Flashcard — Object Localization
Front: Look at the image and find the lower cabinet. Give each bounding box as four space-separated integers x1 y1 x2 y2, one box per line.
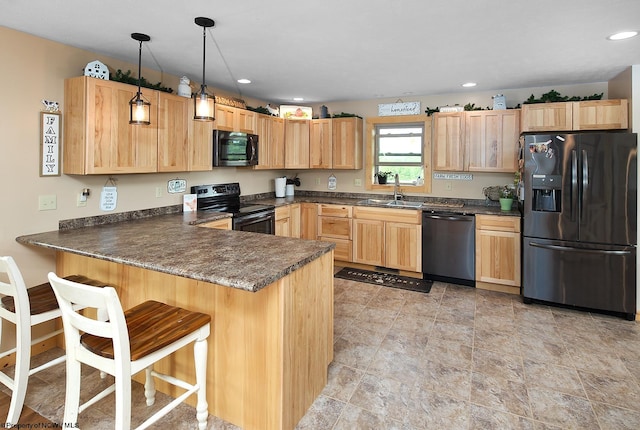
475 215 521 294
198 218 232 230
352 206 421 273
299 203 318 240
275 204 300 238
317 204 352 262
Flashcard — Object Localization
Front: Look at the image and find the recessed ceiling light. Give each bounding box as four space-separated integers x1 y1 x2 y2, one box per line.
293 97 304 102
462 82 477 88
237 78 251 84
607 31 638 40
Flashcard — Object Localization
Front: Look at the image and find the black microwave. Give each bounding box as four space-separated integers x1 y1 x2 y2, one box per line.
213 130 259 167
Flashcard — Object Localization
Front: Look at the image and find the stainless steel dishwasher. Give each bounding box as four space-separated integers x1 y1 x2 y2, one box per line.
422 211 475 286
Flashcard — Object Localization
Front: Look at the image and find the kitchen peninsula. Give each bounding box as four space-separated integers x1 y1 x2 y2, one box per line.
16 213 335 430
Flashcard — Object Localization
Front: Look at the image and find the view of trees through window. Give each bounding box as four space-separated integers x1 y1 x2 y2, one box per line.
375 124 424 184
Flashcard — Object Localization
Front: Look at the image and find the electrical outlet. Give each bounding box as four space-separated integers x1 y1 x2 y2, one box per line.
38 195 57 211
315 177 321 186
77 194 87 207
445 182 452 191
354 178 362 186
155 187 163 198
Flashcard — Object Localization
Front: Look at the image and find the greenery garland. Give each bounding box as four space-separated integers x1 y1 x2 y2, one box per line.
110 69 174 93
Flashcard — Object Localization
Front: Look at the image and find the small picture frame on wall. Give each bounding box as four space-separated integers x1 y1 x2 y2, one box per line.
40 111 61 176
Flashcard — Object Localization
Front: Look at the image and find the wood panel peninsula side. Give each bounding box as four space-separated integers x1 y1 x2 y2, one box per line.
16 213 335 430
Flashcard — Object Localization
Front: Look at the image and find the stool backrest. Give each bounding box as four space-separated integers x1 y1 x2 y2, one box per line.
0 257 31 327
47 272 131 370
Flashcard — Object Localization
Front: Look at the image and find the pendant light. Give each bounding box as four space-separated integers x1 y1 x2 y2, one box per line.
129 32 151 125
193 17 215 121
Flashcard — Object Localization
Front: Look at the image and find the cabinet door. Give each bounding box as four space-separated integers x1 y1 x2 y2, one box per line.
214 105 236 131
310 119 332 169
289 204 301 238
572 99 628 130
433 112 465 171
300 203 318 240
275 217 291 237
188 103 214 171
158 92 189 172
87 78 158 174
269 117 285 169
284 120 310 168
332 117 363 169
385 222 421 272
352 218 384 266
236 109 257 133
475 229 521 287
466 110 520 172
255 114 272 170
520 102 572 132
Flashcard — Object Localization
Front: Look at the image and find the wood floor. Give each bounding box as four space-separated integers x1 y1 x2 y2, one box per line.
0 390 53 425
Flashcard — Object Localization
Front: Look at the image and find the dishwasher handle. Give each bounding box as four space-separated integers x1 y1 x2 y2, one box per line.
423 213 474 222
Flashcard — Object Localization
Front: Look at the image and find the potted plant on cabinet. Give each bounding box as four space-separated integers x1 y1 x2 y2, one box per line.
375 171 393 185
499 186 515 211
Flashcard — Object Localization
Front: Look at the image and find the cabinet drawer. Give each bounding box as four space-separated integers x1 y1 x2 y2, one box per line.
319 237 352 262
476 215 520 232
353 206 420 224
318 204 352 218
318 216 352 239
199 218 232 230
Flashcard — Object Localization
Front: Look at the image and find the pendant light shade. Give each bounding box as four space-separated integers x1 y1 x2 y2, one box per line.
193 17 215 121
129 32 151 125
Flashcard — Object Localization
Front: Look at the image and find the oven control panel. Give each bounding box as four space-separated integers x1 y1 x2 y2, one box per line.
191 183 240 198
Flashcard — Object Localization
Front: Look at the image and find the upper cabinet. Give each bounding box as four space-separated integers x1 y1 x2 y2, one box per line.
284 120 310 169
309 117 363 170
433 110 520 172
255 114 285 169
157 92 189 172
64 76 158 174
521 99 628 132
213 104 257 133
466 110 520 172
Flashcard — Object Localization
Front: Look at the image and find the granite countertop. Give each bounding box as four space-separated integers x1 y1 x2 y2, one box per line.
253 194 522 217
17 213 334 293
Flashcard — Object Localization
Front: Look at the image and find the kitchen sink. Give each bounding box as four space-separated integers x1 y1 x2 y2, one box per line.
357 199 422 208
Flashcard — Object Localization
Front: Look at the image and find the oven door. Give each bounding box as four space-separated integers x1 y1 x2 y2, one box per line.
233 210 275 234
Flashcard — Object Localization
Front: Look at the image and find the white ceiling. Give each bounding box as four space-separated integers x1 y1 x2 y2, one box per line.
1 0 639 105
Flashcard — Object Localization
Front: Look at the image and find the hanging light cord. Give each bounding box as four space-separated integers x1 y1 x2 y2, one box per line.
208 28 243 99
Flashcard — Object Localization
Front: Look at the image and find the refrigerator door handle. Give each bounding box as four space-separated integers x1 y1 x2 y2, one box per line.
571 150 578 222
581 149 589 219
529 241 632 255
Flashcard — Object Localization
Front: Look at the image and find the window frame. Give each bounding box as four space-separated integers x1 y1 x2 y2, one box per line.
365 114 432 193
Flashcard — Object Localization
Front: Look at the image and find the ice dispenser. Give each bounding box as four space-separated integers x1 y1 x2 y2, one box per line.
530 142 561 212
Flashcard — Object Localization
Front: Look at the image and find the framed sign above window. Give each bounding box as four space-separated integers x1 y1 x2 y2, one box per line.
377 101 421 116
40 111 61 176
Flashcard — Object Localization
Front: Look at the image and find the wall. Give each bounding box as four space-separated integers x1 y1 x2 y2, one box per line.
294 82 608 198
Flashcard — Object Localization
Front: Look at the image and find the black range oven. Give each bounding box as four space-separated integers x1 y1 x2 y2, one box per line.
191 183 275 234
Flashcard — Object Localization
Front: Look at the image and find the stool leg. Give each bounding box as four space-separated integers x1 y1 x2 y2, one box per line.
194 337 208 430
114 369 132 430
144 366 156 406
6 322 30 425
62 352 82 428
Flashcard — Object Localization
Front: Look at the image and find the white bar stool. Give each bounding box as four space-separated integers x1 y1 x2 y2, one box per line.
48 272 211 430
0 256 109 426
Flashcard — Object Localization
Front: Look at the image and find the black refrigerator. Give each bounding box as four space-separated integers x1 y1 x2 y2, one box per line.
522 132 637 320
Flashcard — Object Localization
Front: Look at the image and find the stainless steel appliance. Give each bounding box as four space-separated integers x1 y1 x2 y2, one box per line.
422 211 475 286
522 132 637 320
213 130 259 167
191 183 275 234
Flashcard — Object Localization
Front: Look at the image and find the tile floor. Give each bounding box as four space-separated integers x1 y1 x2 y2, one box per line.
5 274 640 429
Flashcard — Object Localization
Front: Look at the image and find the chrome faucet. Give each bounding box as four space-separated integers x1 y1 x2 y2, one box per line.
393 174 403 200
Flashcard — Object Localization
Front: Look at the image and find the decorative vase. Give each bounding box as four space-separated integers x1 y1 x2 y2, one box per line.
499 198 513 211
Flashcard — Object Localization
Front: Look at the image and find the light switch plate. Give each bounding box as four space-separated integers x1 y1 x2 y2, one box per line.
38 195 57 211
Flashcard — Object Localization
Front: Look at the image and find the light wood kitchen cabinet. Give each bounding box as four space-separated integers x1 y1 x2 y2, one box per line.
352 206 422 273
466 110 520 172
572 99 628 130
187 103 214 171
332 117 363 169
213 105 257 133
64 76 158 174
299 203 318 240
284 120 310 168
433 112 465 171
157 92 189 172
317 204 352 262
475 215 521 294
275 204 300 238
309 119 332 169
198 218 232 230
521 99 628 132
255 114 285 169
236 109 257 133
